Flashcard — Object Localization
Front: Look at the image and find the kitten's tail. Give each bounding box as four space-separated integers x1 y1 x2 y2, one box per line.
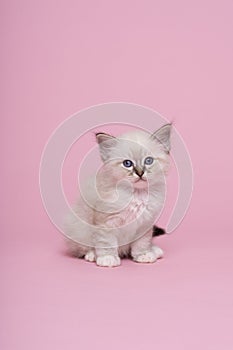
152 225 166 237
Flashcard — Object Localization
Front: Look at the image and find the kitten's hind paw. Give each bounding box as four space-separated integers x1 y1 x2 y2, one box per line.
96 255 121 267
84 250 96 262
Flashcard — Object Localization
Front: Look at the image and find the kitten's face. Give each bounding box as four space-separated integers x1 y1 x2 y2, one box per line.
96 125 171 189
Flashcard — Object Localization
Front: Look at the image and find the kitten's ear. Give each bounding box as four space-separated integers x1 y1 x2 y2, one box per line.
96 133 115 145
151 124 172 153
95 132 117 162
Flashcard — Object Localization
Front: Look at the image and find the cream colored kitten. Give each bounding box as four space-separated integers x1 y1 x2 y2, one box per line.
65 124 171 267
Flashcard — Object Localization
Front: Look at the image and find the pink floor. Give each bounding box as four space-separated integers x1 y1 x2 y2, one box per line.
1 1 233 349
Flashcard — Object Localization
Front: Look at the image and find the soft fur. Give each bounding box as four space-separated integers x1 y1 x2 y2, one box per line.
64 124 171 267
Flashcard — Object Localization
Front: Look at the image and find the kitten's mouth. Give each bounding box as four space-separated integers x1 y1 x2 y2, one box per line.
133 178 148 187
135 178 147 182
133 178 148 189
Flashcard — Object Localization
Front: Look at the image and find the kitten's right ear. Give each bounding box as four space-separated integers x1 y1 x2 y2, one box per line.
96 133 115 144
95 132 117 162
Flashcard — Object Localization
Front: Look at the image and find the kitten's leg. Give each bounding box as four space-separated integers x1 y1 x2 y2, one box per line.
131 230 164 263
95 232 121 267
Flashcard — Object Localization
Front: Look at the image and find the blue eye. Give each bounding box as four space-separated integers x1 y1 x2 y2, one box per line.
123 159 133 168
144 157 154 165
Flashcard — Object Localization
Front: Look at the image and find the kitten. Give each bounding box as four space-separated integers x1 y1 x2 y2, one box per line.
65 124 171 267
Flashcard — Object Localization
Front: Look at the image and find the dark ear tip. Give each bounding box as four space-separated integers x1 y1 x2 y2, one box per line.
161 122 172 129
95 132 108 141
164 123 172 129
95 132 116 144
95 132 114 137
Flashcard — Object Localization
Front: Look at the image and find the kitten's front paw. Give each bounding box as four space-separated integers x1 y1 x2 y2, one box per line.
84 250 96 262
133 247 163 263
152 245 164 259
96 255 121 267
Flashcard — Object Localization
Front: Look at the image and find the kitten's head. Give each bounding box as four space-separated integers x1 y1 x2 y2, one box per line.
96 124 171 189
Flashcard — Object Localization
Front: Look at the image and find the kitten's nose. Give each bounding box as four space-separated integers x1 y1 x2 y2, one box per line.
134 167 144 178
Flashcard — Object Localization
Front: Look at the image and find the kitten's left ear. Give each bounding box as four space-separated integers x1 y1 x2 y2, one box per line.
151 124 172 153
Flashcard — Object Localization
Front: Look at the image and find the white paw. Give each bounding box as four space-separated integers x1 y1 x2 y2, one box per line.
96 255 121 267
84 250 96 262
134 247 163 263
134 251 157 263
152 245 164 259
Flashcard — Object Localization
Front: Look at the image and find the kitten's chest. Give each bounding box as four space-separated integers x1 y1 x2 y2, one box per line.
105 192 152 228
101 191 159 228
123 196 147 221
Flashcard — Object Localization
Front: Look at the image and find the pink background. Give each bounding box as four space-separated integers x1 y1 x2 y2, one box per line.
1 1 233 349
